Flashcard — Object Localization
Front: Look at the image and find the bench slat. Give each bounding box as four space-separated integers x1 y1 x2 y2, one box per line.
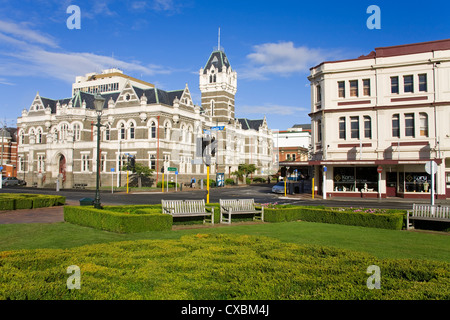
407 203 450 230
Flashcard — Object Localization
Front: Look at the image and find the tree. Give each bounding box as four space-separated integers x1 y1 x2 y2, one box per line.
232 163 257 184
121 162 154 188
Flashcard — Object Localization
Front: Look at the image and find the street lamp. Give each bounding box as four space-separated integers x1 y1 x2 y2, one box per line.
93 93 105 209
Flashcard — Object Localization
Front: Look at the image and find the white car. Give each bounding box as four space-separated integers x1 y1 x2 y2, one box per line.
271 181 285 194
1 177 26 187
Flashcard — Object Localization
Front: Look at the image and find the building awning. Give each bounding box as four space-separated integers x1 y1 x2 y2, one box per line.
308 159 443 166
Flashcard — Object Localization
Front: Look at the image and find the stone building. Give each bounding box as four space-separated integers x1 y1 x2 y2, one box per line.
16 49 274 188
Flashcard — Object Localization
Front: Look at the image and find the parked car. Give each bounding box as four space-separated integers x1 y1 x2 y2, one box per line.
271 181 285 194
2 177 25 187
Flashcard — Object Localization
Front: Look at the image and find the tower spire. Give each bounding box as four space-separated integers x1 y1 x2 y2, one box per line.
218 27 221 51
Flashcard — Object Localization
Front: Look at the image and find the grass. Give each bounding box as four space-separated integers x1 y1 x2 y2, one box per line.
1 234 449 300
0 220 448 262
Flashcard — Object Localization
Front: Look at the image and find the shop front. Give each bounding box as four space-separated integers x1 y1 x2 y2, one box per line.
312 159 446 199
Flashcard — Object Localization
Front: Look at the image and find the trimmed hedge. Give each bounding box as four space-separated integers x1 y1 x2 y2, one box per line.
264 206 404 230
63 206 172 233
0 234 448 300
0 194 65 211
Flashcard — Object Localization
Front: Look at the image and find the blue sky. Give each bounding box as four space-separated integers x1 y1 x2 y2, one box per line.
1 0 450 130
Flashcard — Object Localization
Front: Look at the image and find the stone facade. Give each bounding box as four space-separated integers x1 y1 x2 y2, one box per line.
16 50 274 188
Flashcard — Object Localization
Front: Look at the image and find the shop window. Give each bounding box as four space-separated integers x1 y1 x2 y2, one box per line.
333 167 355 191
404 172 434 193
356 167 378 192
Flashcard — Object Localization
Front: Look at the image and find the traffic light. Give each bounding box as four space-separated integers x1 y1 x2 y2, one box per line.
210 137 216 157
280 167 287 177
130 156 136 172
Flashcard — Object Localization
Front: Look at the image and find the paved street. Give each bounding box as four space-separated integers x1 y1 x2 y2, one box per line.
1 184 448 210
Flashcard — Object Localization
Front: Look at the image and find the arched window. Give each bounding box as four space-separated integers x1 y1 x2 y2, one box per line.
36 128 43 144
150 121 157 139
104 125 111 141
129 122 135 139
164 121 171 140
73 123 81 141
119 123 126 140
60 123 69 141
419 113 428 137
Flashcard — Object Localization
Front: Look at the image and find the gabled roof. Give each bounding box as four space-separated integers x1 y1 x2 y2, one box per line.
203 50 231 74
237 118 264 131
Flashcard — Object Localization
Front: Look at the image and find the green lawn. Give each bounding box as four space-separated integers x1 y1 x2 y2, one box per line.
0 220 448 262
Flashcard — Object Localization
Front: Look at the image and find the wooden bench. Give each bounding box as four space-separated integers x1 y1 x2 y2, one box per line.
74 183 87 189
219 199 264 224
406 204 450 230
161 199 214 225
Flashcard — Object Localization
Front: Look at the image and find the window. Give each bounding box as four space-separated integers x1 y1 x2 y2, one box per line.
105 125 110 141
19 156 26 172
392 114 400 138
339 117 346 139
350 116 359 139
338 81 345 98
129 123 135 139
363 79 371 96
120 123 126 140
317 120 322 142
37 155 45 172
404 75 414 93
316 85 322 102
364 116 372 139
419 74 427 92
118 154 127 171
349 80 358 97
405 113 415 137
36 128 43 144
391 76 399 94
60 124 69 141
164 122 171 140
419 113 428 137
81 154 90 172
101 154 106 172
73 124 81 141
149 155 156 170
150 121 157 139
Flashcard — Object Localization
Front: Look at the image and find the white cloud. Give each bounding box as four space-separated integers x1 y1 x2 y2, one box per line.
0 20 58 48
240 41 340 80
240 104 308 116
0 19 172 83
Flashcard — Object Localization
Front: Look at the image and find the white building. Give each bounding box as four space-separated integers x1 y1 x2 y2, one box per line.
308 39 450 199
16 48 273 188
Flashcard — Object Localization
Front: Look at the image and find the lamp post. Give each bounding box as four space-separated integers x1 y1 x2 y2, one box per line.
93 93 105 209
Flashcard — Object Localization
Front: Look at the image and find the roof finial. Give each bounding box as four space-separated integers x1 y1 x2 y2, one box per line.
218 27 221 51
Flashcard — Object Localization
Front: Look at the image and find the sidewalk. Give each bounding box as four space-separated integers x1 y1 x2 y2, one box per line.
279 193 450 204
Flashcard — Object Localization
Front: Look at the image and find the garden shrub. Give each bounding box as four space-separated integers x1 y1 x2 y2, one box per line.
0 194 65 211
64 206 172 233
0 234 448 300
264 206 404 230
225 178 235 185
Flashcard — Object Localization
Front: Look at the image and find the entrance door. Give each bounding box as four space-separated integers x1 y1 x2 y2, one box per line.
59 155 66 183
386 172 397 197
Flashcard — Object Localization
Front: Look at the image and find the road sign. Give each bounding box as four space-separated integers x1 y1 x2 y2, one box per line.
425 161 437 175
377 166 382 174
111 168 115 172
167 167 177 172
211 126 224 131
203 129 211 135
175 171 178 175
